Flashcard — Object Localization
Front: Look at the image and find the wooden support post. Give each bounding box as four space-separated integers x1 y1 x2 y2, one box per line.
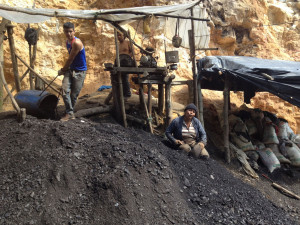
0 19 9 110
164 75 175 126
139 82 144 108
114 28 127 128
104 90 113 105
147 83 152 116
165 82 172 126
197 78 204 128
0 64 21 116
158 83 164 115
0 34 3 110
7 23 21 92
223 74 230 163
139 85 153 134
197 65 205 128
189 7 199 118
29 44 34 90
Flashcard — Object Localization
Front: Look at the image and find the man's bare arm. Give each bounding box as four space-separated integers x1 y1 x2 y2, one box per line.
61 40 82 71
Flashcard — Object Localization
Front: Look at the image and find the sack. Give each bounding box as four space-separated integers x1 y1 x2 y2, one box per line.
285 143 300 167
245 119 257 136
262 117 279 144
251 108 264 121
293 134 300 148
257 148 281 173
228 114 240 130
266 143 291 164
277 121 289 140
230 132 255 151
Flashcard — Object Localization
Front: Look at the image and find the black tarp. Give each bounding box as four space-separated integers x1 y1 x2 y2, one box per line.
197 56 300 107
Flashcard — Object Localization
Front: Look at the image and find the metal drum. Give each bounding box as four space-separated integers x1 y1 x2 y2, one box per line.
15 90 58 118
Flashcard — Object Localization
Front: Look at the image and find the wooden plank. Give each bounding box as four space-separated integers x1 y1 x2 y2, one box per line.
7 23 21 92
106 66 167 74
171 80 189 85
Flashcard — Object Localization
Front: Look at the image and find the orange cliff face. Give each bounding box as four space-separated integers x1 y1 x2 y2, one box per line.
1 0 300 132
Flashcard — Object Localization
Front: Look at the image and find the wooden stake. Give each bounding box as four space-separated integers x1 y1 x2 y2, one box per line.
223 74 230 163
7 22 21 92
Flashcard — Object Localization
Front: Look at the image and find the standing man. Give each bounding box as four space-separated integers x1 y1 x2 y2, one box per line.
116 32 134 98
165 103 209 159
58 22 87 121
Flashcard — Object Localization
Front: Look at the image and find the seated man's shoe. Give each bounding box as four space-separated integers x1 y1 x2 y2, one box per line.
60 113 75 122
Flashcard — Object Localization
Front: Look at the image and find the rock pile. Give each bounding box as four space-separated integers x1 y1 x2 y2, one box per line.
0 116 298 224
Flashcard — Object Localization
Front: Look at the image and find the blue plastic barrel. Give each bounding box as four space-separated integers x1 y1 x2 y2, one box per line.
15 90 58 118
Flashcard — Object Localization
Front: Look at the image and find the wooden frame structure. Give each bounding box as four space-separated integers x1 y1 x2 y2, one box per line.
0 2 211 138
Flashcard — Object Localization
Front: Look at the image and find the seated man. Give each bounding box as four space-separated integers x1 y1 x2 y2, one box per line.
165 103 209 159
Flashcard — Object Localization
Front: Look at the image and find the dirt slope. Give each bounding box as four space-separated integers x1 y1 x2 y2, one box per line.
0 116 298 225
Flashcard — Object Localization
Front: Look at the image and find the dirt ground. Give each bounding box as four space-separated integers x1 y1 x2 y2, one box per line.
0 91 300 225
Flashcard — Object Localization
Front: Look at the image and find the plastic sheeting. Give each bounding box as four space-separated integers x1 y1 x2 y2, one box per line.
197 56 300 108
0 2 210 49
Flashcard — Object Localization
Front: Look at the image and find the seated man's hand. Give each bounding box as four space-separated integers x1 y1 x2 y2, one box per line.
198 142 205 150
175 140 184 145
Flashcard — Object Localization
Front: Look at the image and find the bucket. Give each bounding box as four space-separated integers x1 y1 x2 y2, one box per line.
15 90 58 118
165 51 179 63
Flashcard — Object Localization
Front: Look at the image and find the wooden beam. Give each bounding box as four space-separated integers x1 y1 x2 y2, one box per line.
106 66 167 74
0 5 209 21
14 53 61 95
7 22 21 92
74 105 112 117
223 74 230 163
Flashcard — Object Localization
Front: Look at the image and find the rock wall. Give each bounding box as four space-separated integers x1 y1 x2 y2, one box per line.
1 0 299 131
